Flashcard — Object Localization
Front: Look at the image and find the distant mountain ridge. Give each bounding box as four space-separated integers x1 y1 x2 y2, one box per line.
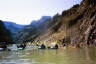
15 16 51 42
3 21 25 39
4 21 25 28
30 16 51 26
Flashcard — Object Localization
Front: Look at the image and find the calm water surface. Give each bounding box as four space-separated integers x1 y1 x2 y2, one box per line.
0 45 96 64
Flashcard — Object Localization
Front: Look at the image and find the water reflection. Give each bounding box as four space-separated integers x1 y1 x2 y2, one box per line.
0 45 96 64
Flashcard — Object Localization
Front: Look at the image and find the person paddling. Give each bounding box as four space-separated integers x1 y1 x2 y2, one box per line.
54 44 58 49
39 43 46 49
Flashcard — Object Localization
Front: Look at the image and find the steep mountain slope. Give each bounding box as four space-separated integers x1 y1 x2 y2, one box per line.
3 21 25 36
30 16 51 26
0 20 13 44
16 0 96 45
41 0 96 45
16 16 51 43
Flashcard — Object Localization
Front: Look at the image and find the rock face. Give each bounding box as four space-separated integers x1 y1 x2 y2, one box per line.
16 0 96 45
0 20 13 44
65 0 96 45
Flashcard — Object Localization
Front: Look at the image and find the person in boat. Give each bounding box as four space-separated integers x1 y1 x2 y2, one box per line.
54 44 58 49
39 43 46 49
36 43 39 46
62 39 66 47
0 42 7 51
17 43 26 49
76 44 80 48
48 44 58 49
0 42 7 48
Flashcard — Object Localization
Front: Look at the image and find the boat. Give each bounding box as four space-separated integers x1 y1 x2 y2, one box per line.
48 47 58 49
38 47 46 49
48 43 58 49
38 44 46 49
17 44 26 50
0 43 7 51
18 47 24 50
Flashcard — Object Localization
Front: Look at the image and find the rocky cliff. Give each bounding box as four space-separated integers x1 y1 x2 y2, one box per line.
0 20 13 44
64 0 96 45
16 0 96 45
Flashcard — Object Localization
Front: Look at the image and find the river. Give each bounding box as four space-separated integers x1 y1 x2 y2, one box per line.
0 44 96 64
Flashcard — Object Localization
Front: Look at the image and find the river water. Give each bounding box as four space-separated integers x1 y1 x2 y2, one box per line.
0 45 96 64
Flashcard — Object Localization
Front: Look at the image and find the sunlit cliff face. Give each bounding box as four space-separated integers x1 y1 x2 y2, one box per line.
83 0 96 5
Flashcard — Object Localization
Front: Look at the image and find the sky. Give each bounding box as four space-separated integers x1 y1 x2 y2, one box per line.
0 0 82 25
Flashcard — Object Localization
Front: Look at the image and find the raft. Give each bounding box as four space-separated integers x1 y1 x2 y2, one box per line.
48 47 58 49
38 47 46 49
18 48 24 50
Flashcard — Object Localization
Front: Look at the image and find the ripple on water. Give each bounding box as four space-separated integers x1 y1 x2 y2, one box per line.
0 46 96 64
1 59 31 64
1 60 17 64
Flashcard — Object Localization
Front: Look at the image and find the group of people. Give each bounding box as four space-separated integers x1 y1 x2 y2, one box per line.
39 43 59 49
17 43 26 49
